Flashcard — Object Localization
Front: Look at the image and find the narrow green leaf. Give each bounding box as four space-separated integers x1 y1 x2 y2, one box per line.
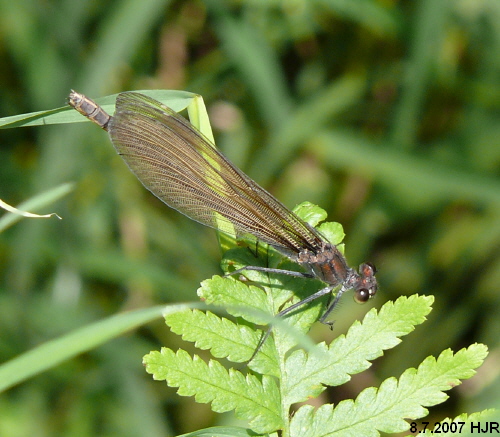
185 93 237 251
0 90 195 128
319 0 400 35
290 343 488 436
0 304 170 392
143 348 283 434
187 94 215 144
214 11 292 128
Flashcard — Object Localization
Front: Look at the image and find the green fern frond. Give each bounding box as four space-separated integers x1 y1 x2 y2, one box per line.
289 344 488 436
144 348 282 434
143 203 489 436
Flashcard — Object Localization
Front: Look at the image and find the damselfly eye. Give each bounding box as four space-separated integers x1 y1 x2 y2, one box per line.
361 262 377 276
354 288 371 303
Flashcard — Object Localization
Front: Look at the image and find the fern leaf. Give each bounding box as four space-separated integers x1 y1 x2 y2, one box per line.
165 308 279 376
289 343 488 436
143 348 283 434
283 295 433 405
198 276 273 325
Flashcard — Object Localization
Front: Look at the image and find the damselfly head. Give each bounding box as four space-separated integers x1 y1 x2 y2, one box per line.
353 262 378 304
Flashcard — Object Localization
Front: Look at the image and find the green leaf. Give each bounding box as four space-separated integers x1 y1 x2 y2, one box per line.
317 221 345 247
199 263 324 357
282 295 434 405
0 89 196 128
292 201 327 227
292 202 345 245
196 272 321 373
187 94 215 144
0 304 170 392
139 203 488 435
143 348 283 434
198 276 272 325
289 343 488 436
165 308 279 377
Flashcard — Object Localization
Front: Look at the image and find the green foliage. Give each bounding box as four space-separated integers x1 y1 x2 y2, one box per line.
146 291 487 435
0 304 170 392
144 205 489 436
145 348 282 433
1 1 499 435
0 90 197 129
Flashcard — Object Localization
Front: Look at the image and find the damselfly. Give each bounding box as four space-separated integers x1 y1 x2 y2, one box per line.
68 91 377 344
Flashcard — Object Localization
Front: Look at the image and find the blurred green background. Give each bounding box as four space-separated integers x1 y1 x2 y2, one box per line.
1 0 499 435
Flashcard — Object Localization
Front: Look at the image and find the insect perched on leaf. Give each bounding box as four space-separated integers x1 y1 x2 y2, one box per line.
68 90 378 354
